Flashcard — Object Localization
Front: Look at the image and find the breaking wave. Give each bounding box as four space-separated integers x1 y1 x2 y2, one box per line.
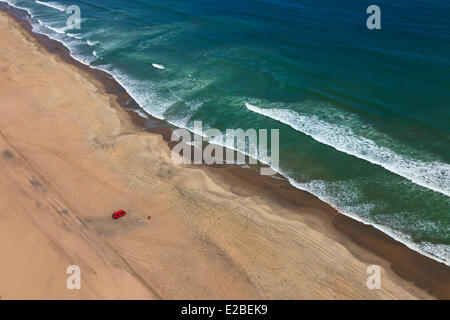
245 103 450 198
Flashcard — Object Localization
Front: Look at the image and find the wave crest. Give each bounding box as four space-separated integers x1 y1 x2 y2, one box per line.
245 103 450 197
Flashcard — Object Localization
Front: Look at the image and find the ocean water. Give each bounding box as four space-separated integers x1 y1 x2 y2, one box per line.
2 0 449 264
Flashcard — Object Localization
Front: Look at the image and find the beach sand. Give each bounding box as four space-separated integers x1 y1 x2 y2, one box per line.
0 9 448 299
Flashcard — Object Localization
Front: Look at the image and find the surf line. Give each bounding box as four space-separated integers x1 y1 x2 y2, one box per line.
152 63 165 69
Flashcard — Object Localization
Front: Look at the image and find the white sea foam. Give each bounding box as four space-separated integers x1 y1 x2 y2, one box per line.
171 114 450 265
245 103 450 198
87 39 99 46
152 63 165 70
109 73 173 119
45 24 69 34
1 0 33 16
35 0 66 12
4 0 447 266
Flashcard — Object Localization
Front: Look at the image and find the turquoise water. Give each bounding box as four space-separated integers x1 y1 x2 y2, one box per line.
3 0 449 264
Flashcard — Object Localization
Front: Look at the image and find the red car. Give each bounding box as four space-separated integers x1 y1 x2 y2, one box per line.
112 210 127 219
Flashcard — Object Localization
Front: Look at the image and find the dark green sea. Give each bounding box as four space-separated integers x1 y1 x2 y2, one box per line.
3 0 449 264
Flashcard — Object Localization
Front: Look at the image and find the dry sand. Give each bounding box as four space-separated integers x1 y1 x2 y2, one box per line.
0 10 445 299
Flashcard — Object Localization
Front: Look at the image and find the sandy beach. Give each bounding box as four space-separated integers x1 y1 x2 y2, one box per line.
0 9 448 299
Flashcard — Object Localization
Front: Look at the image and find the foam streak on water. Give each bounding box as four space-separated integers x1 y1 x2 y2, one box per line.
35 1 66 12
1 0 448 266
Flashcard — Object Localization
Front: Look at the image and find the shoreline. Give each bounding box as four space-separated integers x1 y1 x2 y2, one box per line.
0 3 449 299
